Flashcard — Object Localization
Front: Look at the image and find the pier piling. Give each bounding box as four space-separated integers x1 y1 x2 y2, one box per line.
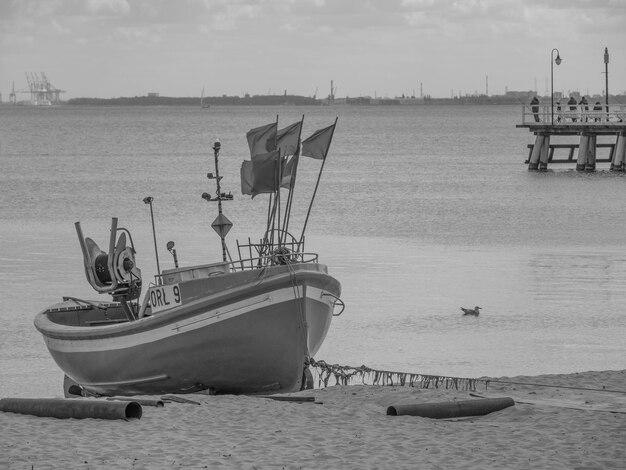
611 131 626 171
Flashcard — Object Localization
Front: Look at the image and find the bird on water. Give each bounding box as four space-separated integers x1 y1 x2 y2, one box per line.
461 306 481 316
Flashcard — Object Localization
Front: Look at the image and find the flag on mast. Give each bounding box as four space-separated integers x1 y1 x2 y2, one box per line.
246 122 277 157
301 122 336 160
298 118 338 243
240 160 255 195
276 121 302 157
240 150 281 197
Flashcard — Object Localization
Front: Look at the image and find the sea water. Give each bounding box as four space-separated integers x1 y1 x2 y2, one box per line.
1 104 625 398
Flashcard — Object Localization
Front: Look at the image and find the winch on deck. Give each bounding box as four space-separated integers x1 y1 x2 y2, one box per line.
76 217 143 310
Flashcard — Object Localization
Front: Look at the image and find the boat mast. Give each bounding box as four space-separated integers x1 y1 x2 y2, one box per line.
202 140 233 263
281 115 305 238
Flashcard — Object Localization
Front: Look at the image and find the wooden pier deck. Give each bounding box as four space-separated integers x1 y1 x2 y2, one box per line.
517 104 626 171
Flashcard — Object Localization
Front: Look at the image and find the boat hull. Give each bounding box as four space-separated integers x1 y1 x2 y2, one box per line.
35 264 340 396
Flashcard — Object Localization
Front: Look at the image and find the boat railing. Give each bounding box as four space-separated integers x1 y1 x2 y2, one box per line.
152 239 319 285
521 104 626 126
231 236 318 271
228 250 319 272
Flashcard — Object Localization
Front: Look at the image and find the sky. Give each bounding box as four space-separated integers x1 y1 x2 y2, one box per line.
1 0 626 100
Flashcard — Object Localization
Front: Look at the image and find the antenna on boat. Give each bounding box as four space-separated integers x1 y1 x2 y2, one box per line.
143 196 162 283
167 241 178 268
203 139 233 263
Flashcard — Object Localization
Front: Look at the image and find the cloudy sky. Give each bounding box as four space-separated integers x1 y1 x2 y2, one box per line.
1 0 625 100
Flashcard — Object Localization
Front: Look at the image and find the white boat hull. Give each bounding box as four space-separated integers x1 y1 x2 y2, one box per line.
35 264 340 396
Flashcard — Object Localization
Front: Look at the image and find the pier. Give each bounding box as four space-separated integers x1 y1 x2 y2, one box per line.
517 104 626 171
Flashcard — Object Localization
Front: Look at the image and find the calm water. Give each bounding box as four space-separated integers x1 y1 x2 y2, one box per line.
1 104 625 398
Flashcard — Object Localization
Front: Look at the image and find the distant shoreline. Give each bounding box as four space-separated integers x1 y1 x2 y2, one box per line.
66 95 320 106
62 95 541 106
4 93 625 107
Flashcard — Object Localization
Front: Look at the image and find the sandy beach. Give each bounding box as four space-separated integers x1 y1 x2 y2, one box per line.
0 369 624 469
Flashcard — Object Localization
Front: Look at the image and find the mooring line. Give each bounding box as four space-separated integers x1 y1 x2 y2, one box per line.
484 379 626 395
308 359 626 395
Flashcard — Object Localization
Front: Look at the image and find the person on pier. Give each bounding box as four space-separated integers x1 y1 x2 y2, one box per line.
579 96 589 122
530 96 540 122
556 99 563 123
593 101 602 122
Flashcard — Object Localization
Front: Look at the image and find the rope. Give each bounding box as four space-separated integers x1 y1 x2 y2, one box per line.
306 359 479 392
484 379 626 395
307 359 626 395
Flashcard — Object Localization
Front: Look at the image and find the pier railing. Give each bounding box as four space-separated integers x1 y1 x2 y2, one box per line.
521 104 626 126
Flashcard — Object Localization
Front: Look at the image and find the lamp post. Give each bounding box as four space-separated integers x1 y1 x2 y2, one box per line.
604 47 609 116
551 48 562 124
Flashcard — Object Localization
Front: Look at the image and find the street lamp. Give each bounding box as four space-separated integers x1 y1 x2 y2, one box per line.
551 48 562 124
604 47 609 116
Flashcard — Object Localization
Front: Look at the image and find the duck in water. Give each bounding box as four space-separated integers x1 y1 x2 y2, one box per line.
461 306 481 316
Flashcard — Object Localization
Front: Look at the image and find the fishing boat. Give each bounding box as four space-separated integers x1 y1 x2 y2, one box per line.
34 118 343 397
